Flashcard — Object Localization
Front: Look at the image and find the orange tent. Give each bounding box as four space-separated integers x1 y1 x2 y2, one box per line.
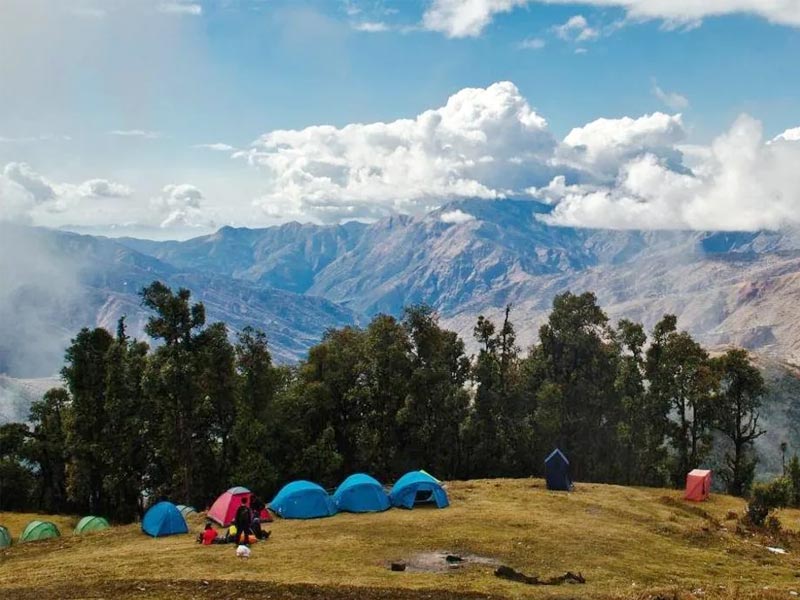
684 469 712 502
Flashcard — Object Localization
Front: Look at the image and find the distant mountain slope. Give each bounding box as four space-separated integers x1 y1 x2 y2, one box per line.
117 199 800 364
1 225 358 378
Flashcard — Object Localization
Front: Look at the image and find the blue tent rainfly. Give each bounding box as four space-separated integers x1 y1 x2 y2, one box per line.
333 473 390 513
545 448 573 491
389 470 449 509
142 501 189 537
269 480 337 519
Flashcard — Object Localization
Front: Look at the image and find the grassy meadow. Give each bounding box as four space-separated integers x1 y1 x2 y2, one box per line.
1 478 799 599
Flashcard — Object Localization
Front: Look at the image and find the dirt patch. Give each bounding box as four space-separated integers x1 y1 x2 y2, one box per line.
1 579 499 600
391 551 500 573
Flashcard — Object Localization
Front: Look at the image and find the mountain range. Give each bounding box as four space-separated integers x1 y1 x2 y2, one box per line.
5 198 800 381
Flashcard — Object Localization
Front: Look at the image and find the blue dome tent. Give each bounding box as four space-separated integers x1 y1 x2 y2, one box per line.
142 501 189 537
269 480 337 519
333 473 390 513
389 470 449 509
545 448 573 491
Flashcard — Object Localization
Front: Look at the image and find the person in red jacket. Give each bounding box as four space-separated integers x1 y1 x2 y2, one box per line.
201 523 218 545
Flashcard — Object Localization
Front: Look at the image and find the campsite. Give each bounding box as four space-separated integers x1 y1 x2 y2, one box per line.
2 478 800 599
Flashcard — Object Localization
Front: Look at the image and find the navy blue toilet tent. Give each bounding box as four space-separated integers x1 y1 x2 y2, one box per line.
545 448 573 491
333 473 390 513
142 501 188 537
389 470 449 509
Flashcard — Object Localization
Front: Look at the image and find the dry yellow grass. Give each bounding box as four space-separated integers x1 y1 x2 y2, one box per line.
1 479 799 599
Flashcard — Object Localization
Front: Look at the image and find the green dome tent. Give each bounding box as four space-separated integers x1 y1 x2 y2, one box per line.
0 526 11 548
74 516 110 535
176 504 197 519
20 520 60 543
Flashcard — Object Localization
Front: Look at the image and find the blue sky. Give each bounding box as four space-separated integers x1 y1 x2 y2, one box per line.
1 0 799 237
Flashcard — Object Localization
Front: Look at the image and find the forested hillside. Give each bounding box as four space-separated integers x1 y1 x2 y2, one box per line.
0 281 787 523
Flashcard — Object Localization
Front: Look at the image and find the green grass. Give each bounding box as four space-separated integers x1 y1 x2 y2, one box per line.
1 479 799 599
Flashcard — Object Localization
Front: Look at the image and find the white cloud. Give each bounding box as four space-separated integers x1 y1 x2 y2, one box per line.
423 0 529 38
353 21 390 32
0 163 133 224
772 126 800 143
150 183 211 228
242 81 557 222
157 2 202 16
3 162 56 204
554 15 599 42
652 82 689 110
193 142 236 151
560 111 686 179
543 115 800 231
108 129 162 139
518 37 546 49
440 209 476 224
421 0 800 38
76 179 132 199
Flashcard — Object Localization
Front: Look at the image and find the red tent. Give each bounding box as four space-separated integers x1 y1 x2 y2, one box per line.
207 486 252 526
684 469 712 502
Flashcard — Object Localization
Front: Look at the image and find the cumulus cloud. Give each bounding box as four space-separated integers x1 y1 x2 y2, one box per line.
0 162 133 224
559 112 686 179
241 81 557 222
421 0 800 38
440 209 477 224
554 15 599 42
423 0 528 38
773 127 800 143
76 179 132 198
150 183 211 228
542 115 800 231
652 82 689 110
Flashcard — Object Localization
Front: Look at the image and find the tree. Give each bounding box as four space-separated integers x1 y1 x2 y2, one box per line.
62 327 114 513
231 327 279 495
399 305 471 478
710 349 766 496
140 282 214 507
465 306 529 478
614 319 669 486
646 316 716 486
26 388 70 513
0 422 35 511
535 292 622 482
102 318 150 521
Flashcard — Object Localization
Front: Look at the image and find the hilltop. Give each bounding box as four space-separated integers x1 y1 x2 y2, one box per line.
1 479 799 599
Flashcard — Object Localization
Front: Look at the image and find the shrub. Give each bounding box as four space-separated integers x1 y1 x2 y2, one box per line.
747 477 791 527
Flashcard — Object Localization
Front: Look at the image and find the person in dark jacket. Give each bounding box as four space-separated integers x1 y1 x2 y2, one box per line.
234 497 252 546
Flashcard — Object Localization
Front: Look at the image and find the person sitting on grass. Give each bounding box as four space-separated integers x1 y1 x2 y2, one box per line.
201 523 218 545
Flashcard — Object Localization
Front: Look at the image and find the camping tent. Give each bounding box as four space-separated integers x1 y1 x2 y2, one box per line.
389 470 449 509
74 516 110 535
333 473 390 513
176 504 197 519
545 448 572 491
208 486 252 526
685 469 712 502
142 501 189 537
20 520 60 543
269 480 337 519
0 526 11 548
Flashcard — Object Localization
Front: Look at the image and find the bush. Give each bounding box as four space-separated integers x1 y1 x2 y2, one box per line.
747 477 791 526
